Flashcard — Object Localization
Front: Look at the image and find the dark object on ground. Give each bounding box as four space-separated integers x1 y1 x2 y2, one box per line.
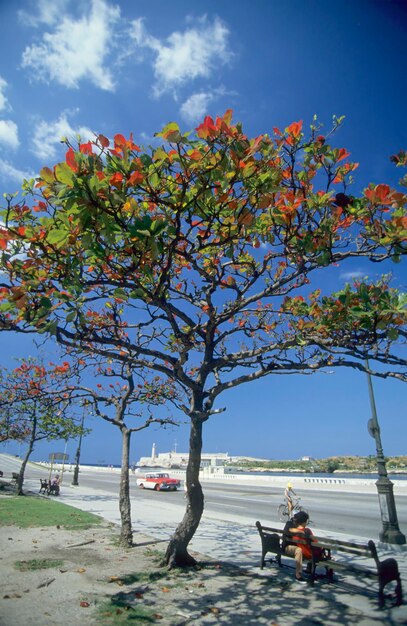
48 483 60 496
255 521 403 609
39 479 49 494
12 472 20 482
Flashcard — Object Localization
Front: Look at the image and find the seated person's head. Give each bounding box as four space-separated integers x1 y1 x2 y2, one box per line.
293 511 309 526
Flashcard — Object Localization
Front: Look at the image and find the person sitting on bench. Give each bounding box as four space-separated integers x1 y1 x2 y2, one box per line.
283 511 326 584
50 474 60 495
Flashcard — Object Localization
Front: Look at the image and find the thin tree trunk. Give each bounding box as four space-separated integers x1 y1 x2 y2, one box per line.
118 427 133 547
163 415 204 568
17 427 35 496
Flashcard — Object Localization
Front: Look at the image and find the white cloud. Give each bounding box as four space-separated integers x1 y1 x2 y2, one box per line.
0 77 9 112
21 0 120 91
18 0 70 27
180 92 214 124
0 121 19 150
339 270 367 281
0 159 35 184
131 16 232 97
31 111 94 160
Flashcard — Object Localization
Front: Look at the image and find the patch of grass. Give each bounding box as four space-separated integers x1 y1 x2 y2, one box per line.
142 547 165 563
96 598 157 625
14 558 64 571
0 495 102 529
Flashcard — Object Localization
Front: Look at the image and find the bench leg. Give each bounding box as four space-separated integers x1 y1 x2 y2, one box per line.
396 577 403 606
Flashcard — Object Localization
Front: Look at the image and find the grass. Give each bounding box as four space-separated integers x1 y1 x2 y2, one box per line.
0 495 102 529
96 599 157 625
14 558 64 571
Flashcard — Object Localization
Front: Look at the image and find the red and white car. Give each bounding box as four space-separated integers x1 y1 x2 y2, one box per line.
136 472 181 491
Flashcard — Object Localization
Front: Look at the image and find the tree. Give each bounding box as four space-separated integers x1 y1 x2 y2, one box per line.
68 361 179 546
0 358 84 495
0 111 406 564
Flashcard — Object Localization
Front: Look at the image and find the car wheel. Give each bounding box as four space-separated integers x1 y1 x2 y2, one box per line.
138 483 144 489
154 484 160 491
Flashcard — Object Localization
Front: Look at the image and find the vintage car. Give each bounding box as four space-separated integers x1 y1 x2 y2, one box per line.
136 472 181 491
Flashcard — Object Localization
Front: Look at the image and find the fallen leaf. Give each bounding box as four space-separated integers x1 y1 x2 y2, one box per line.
80 601 90 608
135 592 144 599
209 607 221 614
161 586 170 593
77 568 86 573
152 614 163 620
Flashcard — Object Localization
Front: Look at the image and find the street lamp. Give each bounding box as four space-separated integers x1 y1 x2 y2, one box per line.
365 360 406 545
72 409 86 486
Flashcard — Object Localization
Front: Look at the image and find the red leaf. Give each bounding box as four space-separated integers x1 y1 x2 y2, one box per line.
98 134 110 148
127 171 144 186
65 148 78 172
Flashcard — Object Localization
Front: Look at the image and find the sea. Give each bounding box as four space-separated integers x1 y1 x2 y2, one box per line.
84 463 407 481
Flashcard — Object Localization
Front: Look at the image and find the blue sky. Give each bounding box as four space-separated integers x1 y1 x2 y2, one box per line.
0 0 406 465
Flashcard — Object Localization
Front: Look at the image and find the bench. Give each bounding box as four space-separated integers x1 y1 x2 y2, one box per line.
0 470 3 477
48 482 60 496
39 479 50 494
255 521 403 608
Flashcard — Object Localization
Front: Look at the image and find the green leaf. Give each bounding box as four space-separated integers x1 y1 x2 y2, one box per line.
54 163 74 186
39 167 54 184
39 297 52 309
387 328 399 340
47 229 68 245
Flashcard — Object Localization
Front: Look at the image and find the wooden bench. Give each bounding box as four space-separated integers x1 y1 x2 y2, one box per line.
39 479 50 494
255 521 403 608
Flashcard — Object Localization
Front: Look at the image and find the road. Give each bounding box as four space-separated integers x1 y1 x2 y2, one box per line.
2 454 407 541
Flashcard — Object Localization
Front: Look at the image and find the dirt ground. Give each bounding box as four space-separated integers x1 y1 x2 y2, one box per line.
1 516 401 626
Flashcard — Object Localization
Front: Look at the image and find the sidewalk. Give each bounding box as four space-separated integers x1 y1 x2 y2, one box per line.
20 473 407 625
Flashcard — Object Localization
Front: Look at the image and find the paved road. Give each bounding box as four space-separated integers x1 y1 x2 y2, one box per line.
3 454 405 543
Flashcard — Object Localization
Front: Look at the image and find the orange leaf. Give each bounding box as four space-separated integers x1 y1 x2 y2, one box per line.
286 120 303 138
161 586 170 593
337 148 350 162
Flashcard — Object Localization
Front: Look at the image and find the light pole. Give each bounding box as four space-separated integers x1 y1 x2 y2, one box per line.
72 409 85 486
365 361 406 545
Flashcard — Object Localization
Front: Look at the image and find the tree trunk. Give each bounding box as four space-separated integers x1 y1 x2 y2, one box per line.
163 415 204 568
118 427 133 547
17 431 35 496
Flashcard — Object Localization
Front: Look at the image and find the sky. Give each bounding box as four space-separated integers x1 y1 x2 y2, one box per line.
0 0 406 466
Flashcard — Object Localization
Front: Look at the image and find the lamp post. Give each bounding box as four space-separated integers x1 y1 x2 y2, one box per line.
72 409 85 486
365 361 406 545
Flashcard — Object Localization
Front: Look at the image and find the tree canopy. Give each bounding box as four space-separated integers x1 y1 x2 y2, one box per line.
0 110 406 563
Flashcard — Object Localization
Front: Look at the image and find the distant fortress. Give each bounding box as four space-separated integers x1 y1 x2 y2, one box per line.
137 443 268 469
